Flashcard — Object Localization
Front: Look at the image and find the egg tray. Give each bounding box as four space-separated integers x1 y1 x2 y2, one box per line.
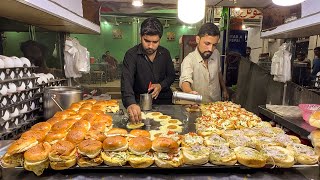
0 107 40 131
0 96 41 117
0 76 38 85
0 116 42 140
0 67 38 81
0 87 39 109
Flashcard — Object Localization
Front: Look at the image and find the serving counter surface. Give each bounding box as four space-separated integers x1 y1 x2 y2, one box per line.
0 105 319 179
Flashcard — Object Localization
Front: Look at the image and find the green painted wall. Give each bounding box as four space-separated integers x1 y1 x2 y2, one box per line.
72 22 199 63
71 22 134 63
2 22 200 68
161 25 198 58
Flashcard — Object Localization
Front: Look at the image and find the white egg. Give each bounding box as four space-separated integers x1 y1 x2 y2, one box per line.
19 71 23 78
30 102 35 110
1 98 7 106
46 73 55 80
10 108 19 118
19 104 28 114
20 57 31 67
2 56 14 68
11 94 17 103
27 81 33 89
7 83 17 94
21 93 25 100
36 77 43 85
0 84 8 95
42 76 48 83
3 110 10 121
0 59 4 68
17 82 26 91
11 56 23 68
0 72 5 80
9 71 15 79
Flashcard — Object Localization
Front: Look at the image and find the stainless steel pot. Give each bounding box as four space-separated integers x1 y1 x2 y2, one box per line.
44 86 82 119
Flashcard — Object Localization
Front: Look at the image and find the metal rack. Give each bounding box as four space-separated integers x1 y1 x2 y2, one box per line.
0 66 41 139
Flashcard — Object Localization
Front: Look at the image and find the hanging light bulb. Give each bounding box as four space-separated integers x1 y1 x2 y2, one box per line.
272 0 305 6
178 0 205 24
132 0 143 7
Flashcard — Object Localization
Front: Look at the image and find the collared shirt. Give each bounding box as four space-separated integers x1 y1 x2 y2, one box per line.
179 49 221 103
121 44 175 108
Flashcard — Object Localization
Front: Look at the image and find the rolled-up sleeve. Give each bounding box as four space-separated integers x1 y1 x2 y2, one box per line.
121 52 137 108
179 55 193 88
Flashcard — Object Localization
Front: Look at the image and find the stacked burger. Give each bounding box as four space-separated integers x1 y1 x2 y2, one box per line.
127 130 154 168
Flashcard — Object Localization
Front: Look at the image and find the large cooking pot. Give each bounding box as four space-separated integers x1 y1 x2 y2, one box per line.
44 86 82 119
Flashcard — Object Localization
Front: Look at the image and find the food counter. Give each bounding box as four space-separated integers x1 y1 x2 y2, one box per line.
0 104 319 180
258 105 317 139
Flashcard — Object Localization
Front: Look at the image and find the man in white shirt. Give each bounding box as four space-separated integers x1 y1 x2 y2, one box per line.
179 23 229 103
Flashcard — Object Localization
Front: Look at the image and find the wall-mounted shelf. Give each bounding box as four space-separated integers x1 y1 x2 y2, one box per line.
261 12 320 39
0 0 100 34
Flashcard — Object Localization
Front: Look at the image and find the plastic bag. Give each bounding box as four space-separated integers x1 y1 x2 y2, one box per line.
271 43 292 82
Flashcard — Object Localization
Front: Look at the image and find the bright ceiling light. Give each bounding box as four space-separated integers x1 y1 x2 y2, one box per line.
235 7 241 11
132 0 143 7
272 0 305 6
178 0 205 24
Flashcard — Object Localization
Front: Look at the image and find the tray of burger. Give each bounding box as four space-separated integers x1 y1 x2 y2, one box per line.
0 100 319 176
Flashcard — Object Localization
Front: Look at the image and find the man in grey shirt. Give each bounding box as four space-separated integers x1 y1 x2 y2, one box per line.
179 23 228 103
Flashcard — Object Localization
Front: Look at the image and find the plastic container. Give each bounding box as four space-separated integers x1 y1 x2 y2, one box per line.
298 104 320 122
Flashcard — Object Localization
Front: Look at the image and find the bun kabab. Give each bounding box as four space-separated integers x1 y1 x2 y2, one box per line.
45 130 68 145
65 129 87 145
85 130 107 142
234 146 267 168
49 140 77 170
30 122 51 133
101 136 128 166
287 143 319 165
128 137 154 168
152 137 183 168
209 144 237 166
1 137 38 168
77 140 103 167
70 120 90 131
261 146 295 168
182 132 204 147
129 129 150 138
24 142 51 176
21 130 47 142
309 111 320 128
182 144 210 165
106 128 128 136
126 122 144 129
51 119 77 132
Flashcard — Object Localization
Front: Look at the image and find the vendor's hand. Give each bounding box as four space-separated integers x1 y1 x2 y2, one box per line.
127 104 141 124
148 84 162 99
189 91 198 95
222 90 229 101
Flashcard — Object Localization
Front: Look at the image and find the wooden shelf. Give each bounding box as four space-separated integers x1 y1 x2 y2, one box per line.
261 12 320 39
0 0 100 34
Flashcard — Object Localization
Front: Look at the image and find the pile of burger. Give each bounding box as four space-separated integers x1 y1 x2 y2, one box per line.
1 99 319 176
